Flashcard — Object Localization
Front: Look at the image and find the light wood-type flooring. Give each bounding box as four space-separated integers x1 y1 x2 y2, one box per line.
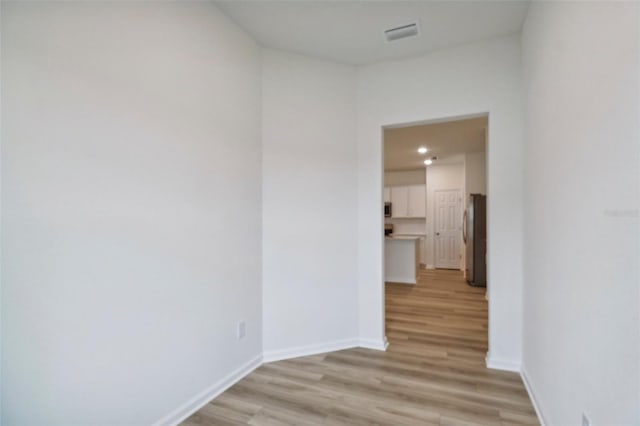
182 269 538 425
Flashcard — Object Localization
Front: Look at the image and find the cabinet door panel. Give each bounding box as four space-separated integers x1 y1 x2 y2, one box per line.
390 186 409 218
384 187 391 203
408 185 426 218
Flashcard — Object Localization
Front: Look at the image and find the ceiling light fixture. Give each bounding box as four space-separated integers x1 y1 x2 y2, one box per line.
417 147 428 154
424 156 438 166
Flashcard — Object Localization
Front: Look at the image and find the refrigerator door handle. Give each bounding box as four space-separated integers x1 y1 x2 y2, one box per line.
462 210 468 244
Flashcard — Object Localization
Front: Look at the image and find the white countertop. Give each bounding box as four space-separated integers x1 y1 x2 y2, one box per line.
385 235 420 241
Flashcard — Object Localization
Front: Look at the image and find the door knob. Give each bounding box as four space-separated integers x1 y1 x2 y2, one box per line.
436 232 440 236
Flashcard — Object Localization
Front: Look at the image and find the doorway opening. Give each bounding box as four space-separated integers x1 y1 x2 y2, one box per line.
382 113 489 357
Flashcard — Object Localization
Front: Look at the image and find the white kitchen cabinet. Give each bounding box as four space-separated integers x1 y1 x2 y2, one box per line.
390 184 426 218
408 185 426 218
384 187 391 203
385 237 419 284
390 186 409 218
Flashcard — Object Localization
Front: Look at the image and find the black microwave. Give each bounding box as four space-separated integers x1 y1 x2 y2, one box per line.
384 202 392 217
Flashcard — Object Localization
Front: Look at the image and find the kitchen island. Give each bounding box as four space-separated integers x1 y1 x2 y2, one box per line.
384 236 420 284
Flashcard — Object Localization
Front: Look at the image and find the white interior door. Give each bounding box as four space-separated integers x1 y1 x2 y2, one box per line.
434 189 462 269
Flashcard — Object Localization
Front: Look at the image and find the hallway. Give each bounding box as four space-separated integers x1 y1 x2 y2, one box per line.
386 269 490 366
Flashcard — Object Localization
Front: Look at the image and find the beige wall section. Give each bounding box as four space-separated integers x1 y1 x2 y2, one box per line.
384 169 426 186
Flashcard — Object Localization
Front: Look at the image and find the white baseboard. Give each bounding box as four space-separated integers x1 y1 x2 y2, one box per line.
153 353 262 426
521 366 547 426
263 338 359 363
263 336 390 364
358 336 389 351
426 264 435 269
485 352 521 372
385 276 416 284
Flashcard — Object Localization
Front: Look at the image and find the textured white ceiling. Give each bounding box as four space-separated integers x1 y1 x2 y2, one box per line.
384 116 487 171
215 1 530 65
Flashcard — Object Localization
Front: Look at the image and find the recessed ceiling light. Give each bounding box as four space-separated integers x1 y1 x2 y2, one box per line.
424 159 433 166
417 147 428 154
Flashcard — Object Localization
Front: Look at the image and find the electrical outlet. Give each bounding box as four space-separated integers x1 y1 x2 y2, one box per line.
237 321 246 340
582 413 591 426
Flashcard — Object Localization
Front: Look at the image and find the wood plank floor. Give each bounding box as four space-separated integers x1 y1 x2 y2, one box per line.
182 269 538 426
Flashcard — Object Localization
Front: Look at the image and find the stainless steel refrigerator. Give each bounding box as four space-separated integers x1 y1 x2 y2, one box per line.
463 194 487 287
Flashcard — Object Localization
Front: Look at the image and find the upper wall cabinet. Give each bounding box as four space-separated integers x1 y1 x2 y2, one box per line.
389 184 426 218
408 185 426 218
390 186 409 218
384 187 391 203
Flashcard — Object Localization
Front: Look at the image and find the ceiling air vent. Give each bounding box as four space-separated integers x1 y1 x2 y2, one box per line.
384 22 419 42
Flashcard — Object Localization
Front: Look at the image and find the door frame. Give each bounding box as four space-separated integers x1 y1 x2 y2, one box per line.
380 112 490 353
433 188 463 270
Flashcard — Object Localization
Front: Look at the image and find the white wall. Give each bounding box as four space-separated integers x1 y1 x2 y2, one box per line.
357 35 525 366
0 4 3 423
1 3 262 424
425 163 464 269
384 169 426 186
522 2 639 425
261 49 358 359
